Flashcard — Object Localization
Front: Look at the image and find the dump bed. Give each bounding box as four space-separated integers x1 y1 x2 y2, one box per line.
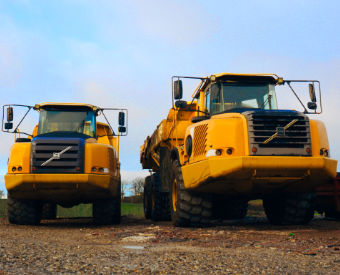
140 103 198 170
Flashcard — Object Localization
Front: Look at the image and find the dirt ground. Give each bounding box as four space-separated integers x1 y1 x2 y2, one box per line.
0 213 340 275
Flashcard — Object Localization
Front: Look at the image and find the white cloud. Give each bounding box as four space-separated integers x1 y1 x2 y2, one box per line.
84 0 217 47
121 170 149 183
122 0 216 46
0 14 24 88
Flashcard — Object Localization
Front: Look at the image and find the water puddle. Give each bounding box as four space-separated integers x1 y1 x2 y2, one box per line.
123 245 144 250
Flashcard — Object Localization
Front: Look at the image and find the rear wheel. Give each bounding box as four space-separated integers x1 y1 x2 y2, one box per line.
325 210 340 220
143 176 152 219
150 173 171 221
263 192 315 225
7 196 42 225
93 183 121 225
41 203 57 219
170 160 212 227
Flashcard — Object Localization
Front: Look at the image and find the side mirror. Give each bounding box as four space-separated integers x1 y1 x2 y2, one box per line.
118 126 126 133
174 80 183 100
307 102 317 110
7 107 13 122
175 100 187 109
4 122 13 130
118 112 125 126
309 84 316 102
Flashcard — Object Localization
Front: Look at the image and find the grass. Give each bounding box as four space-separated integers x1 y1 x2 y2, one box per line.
57 204 93 218
0 199 144 218
121 203 144 217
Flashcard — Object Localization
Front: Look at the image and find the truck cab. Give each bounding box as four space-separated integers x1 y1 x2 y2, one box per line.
3 102 127 225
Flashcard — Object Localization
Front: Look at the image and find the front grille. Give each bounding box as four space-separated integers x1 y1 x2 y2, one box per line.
31 138 84 173
193 124 208 157
245 111 312 156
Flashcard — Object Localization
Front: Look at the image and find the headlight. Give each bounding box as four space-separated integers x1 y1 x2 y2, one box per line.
185 135 192 157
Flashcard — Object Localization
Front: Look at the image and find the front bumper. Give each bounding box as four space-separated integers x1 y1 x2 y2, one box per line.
181 156 337 194
5 173 119 201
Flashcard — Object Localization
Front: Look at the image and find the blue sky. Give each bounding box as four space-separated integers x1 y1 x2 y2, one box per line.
1 0 340 194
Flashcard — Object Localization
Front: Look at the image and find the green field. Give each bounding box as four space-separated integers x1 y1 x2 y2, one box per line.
0 199 143 218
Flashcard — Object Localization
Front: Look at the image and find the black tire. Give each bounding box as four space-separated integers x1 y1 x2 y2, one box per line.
93 183 121 225
263 193 315 225
143 176 152 219
170 160 212 227
150 173 171 221
7 196 42 225
212 196 248 220
325 210 340 220
41 203 57 219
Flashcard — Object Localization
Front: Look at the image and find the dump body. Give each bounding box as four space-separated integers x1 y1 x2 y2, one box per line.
141 73 338 226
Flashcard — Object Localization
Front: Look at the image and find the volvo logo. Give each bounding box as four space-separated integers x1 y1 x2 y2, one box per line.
41 146 72 166
263 119 298 144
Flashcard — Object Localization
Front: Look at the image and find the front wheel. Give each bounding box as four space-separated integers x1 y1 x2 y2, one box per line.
7 196 42 225
93 183 121 225
170 160 212 227
263 193 315 225
143 176 152 219
150 173 171 221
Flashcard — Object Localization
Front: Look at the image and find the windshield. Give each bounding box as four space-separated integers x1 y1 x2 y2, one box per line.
209 82 277 115
38 108 96 137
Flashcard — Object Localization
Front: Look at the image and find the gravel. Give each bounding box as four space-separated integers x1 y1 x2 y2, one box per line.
0 217 339 274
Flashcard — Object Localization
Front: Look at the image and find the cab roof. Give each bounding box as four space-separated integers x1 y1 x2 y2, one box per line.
34 102 99 111
211 73 280 83
194 73 282 98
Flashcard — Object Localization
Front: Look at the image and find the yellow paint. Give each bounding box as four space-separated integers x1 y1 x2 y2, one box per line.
84 143 118 177
35 102 98 111
211 72 279 79
184 113 248 164
32 124 38 137
310 119 330 156
181 156 337 193
7 143 31 174
199 91 205 112
5 173 119 200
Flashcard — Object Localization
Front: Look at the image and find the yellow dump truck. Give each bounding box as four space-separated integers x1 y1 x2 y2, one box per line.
2 102 127 225
140 73 338 226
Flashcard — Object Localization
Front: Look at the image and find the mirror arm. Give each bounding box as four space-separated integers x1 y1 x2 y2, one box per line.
317 81 323 114
12 106 32 134
286 82 309 114
100 110 116 136
13 129 33 137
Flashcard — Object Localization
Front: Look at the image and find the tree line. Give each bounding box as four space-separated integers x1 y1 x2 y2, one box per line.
121 177 144 202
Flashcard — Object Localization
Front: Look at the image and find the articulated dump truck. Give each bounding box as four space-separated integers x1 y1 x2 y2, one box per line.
2 103 127 225
140 73 337 226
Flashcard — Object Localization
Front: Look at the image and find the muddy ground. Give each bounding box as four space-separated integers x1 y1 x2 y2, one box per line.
0 207 339 274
